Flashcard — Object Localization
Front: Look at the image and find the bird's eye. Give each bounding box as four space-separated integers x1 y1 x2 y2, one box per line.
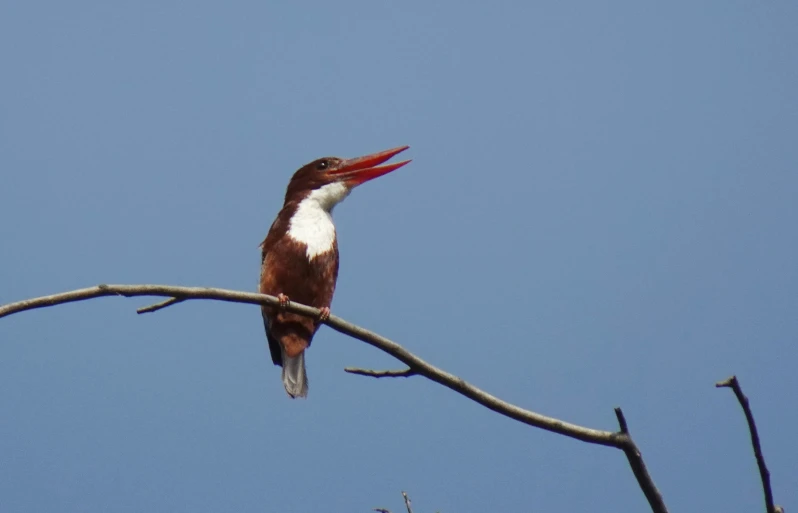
316 160 329 171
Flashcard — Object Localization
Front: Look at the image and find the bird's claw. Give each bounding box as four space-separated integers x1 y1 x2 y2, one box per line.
318 306 331 322
277 293 290 309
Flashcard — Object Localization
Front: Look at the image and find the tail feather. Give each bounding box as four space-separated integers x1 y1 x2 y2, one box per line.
281 349 308 398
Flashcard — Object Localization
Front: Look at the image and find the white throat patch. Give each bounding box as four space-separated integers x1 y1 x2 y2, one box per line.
287 182 351 259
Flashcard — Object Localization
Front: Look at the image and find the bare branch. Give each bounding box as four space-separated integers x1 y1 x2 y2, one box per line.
137 297 185 314
402 491 413 513
614 407 630 433
345 367 416 378
0 284 321 320
0 284 668 513
614 408 669 513
373 491 414 513
716 375 780 513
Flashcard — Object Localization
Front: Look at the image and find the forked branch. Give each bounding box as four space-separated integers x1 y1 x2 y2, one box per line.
0 284 668 513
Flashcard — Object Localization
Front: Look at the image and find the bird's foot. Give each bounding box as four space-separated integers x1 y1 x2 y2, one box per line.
277 293 290 310
318 306 331 322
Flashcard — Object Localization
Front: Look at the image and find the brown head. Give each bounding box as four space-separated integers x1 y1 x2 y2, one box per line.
283 145 411 206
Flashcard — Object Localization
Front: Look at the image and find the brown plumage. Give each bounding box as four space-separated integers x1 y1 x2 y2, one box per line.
259 146 411 398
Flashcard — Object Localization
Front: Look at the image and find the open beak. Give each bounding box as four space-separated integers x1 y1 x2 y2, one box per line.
330 146 411 186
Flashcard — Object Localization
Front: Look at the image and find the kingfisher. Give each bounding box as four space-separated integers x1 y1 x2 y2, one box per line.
259 146 411 398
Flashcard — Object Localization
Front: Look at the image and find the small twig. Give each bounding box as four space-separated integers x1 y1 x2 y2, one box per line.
615 407 629 433
716 375 779 513
345 367 416 378
402 491 413 513
137 297 185 314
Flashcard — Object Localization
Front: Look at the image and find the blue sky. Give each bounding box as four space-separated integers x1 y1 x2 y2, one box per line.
1 1 796 511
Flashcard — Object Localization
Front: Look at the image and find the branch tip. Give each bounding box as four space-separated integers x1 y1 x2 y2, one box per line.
614 407 629 434
717 374 777 513
402 491 413 513
137 297 185 314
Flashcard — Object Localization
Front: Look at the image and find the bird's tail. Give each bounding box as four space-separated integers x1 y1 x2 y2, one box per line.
281 349 308 399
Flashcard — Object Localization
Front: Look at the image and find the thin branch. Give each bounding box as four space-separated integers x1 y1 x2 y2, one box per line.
137 297 185 314
0 284 322 320
344 367 416 378
0 284 668 513
402 491 413 513
373 491 414 513
615 407 630 434
614 408 668 513
716 375 779 513
0 285 618 441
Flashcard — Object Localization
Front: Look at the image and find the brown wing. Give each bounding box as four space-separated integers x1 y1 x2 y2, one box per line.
260 208 291 365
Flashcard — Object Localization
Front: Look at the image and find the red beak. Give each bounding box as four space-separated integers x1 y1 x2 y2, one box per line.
330 146 411 186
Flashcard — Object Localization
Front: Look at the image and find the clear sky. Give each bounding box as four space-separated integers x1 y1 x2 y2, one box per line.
1 1 796 512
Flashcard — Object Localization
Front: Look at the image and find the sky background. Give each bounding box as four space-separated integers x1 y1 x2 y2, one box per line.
1 1 796 512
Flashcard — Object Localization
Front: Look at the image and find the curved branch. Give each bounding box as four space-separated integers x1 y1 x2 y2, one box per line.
0 284 668 513
0 284 321 319
716 376 780 513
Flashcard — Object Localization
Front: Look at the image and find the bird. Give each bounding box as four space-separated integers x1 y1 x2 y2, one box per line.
259 145 411 398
